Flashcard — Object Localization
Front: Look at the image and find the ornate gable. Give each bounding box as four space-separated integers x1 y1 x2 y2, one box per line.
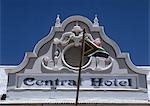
5 15 148 100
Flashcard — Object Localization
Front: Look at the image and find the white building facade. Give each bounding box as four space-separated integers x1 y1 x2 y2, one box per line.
0 15 150 106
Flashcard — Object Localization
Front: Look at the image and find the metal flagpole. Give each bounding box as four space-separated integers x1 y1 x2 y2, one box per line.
75 29 86 106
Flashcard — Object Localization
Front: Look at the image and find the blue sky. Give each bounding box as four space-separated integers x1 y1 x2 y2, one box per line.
0 0 150 66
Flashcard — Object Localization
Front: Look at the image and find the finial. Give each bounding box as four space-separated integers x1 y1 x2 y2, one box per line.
93 14 99 27
55 14 61 27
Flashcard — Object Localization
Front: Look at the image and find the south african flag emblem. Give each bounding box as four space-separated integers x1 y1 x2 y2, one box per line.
84 38 109 58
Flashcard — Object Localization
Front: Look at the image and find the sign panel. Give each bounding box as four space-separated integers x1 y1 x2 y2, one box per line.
16 74 137 90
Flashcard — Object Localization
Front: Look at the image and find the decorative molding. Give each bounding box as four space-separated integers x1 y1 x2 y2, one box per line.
5 15 149 75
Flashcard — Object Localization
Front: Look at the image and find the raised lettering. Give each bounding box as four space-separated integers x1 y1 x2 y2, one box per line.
36 80 44 86
24 78 35 86
68 80 77 86
91 78 102 86
44 80 53 86
104 80 112 86
119 80 127 86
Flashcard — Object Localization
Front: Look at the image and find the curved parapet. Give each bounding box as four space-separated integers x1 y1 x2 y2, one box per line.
5 15 148 75
4 15 149 101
